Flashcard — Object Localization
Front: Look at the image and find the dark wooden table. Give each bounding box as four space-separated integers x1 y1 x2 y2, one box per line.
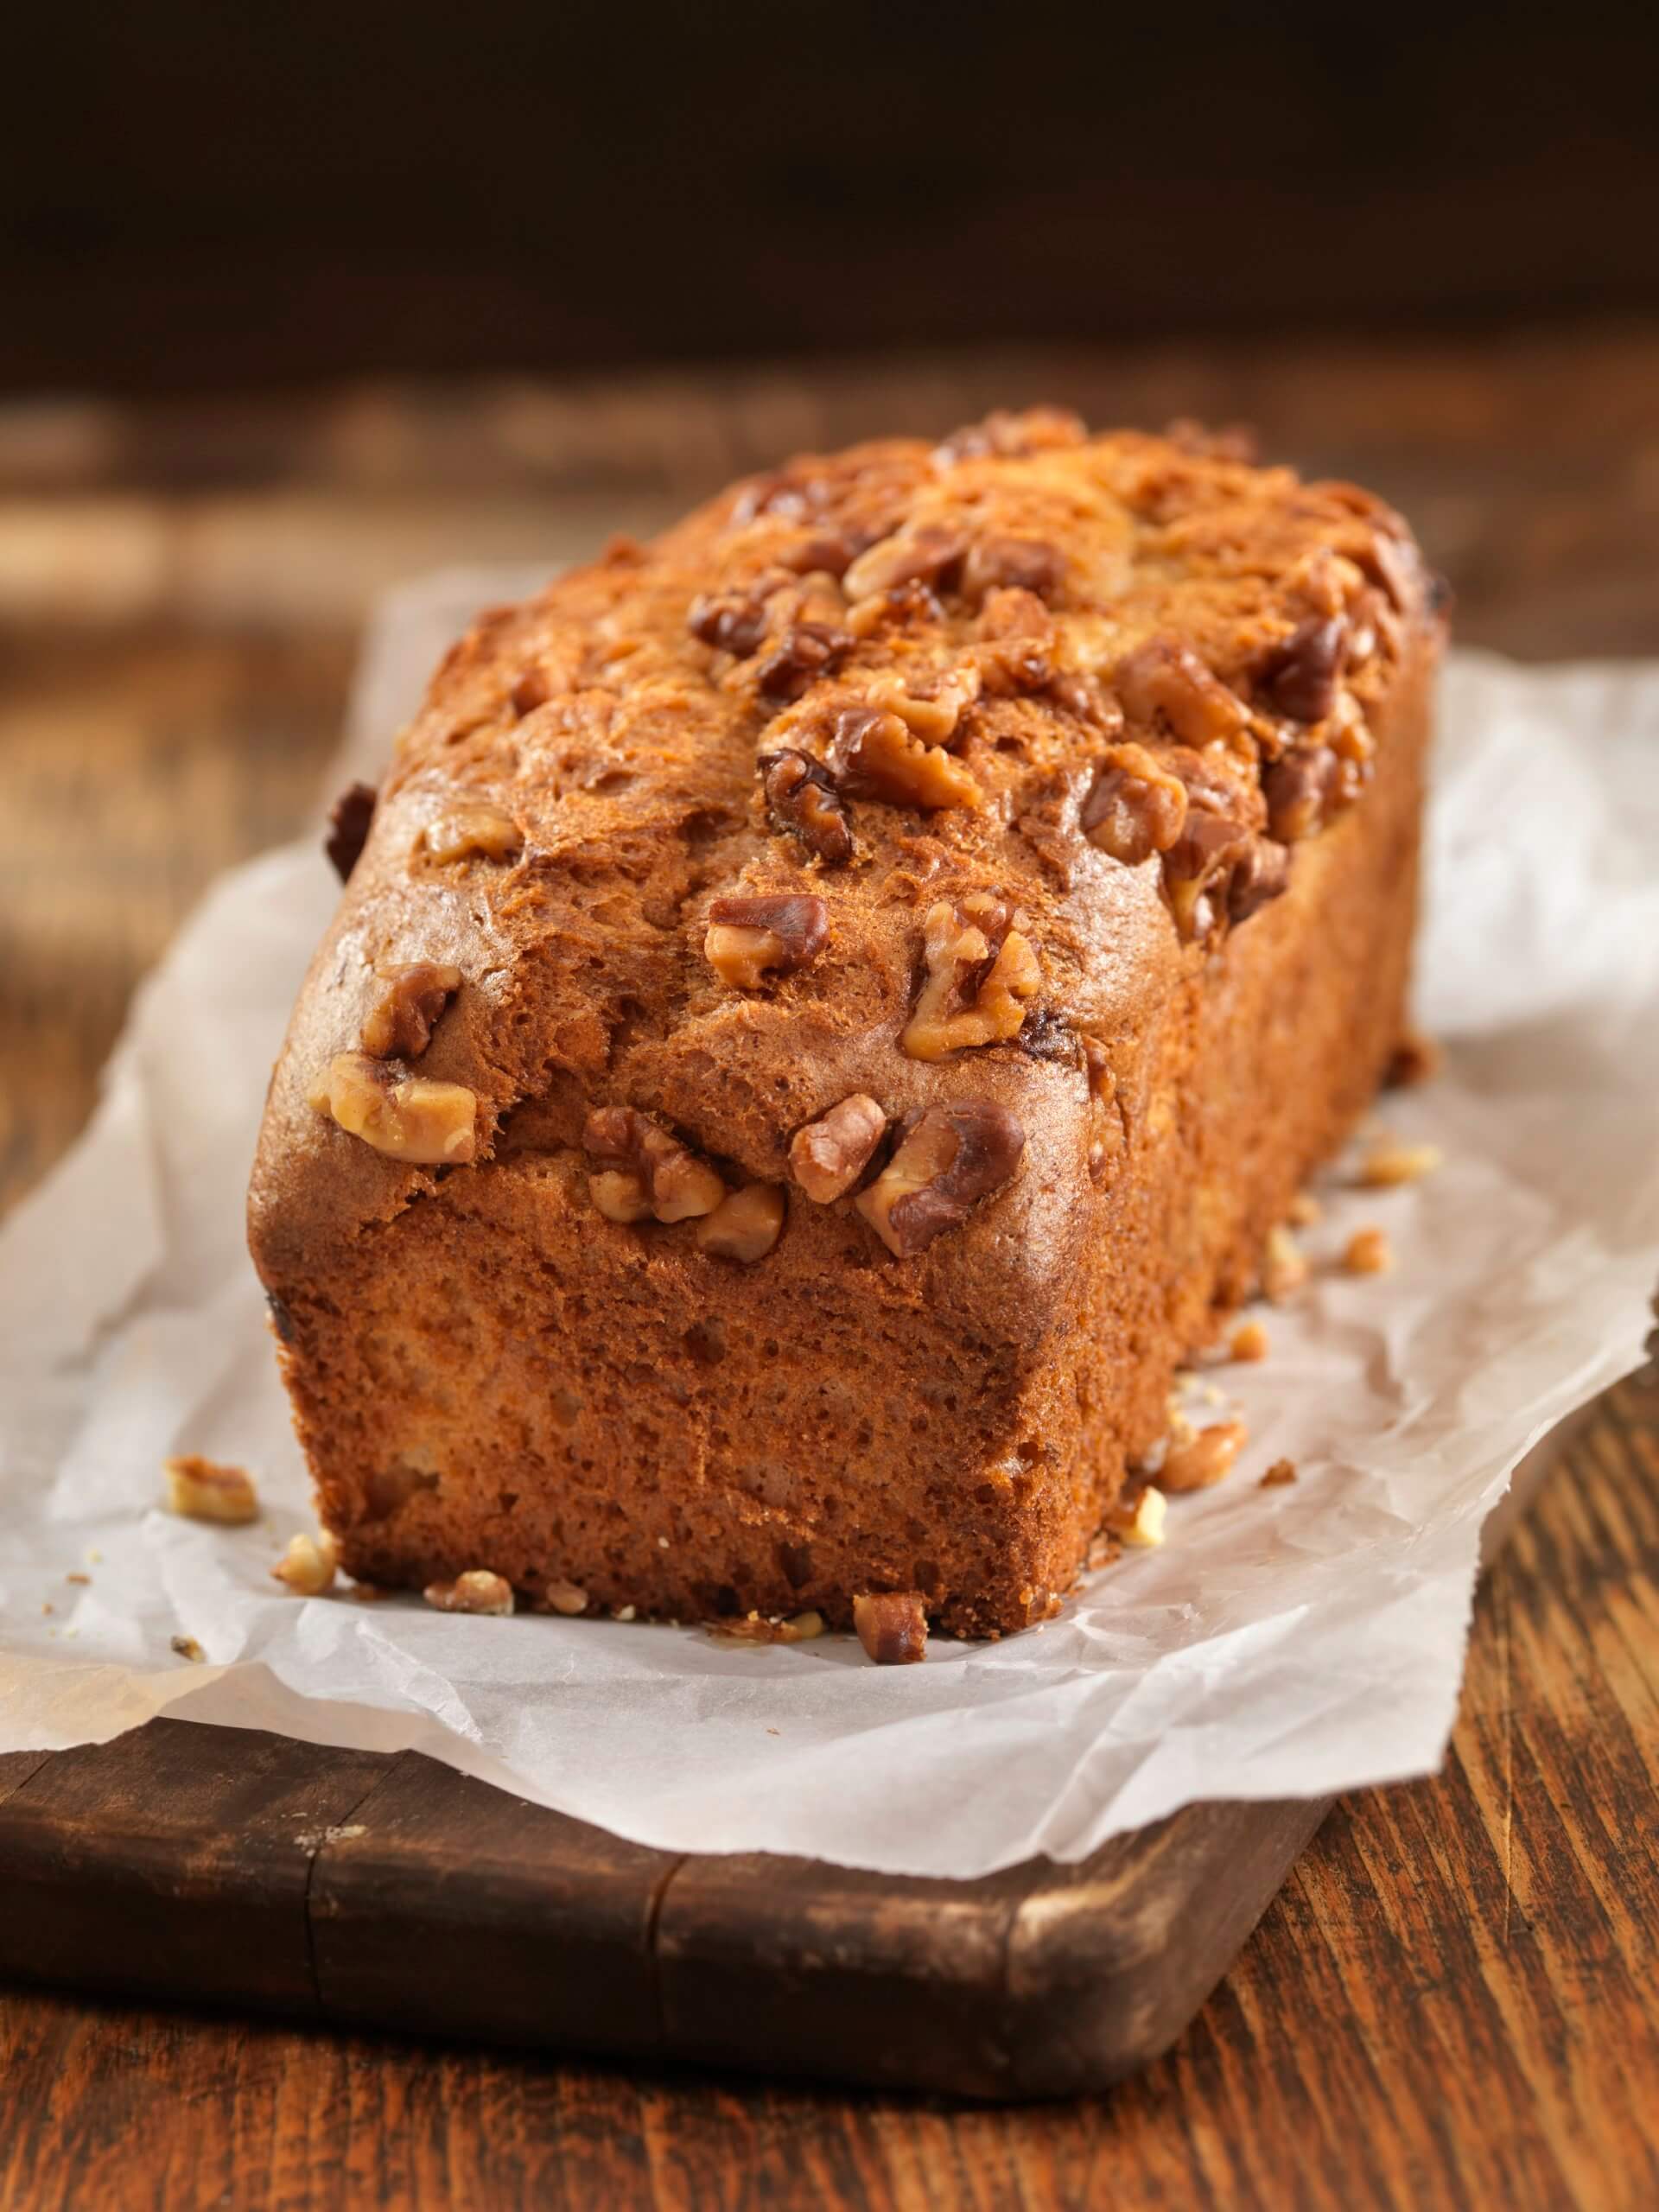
2 330 1656 2210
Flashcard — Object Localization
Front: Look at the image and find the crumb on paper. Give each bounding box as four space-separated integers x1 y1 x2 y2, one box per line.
271 1530 337 1597
1260 1459 1298 1488
544 1580 588 1616
162 1454 261 1525
707 1610 824 1647
1388 1030 1442 1087
1358 1139 1443 1188
1344 1225 1394 1275
423 1568 514 1616
169 1635 205 1663
1110 1487 1168 1548
1230 1320 1269 1363
1286 1192 1323 1227
40 1602 54 1617
66 1572 90 1586
1263 1224 1309 1302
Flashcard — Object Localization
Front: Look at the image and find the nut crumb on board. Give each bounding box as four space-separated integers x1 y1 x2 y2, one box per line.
1260 1459 1298 1488
162 1454 262 1525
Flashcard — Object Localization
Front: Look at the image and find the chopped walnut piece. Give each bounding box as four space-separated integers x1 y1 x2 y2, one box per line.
582 1107 726 1223
827 706 982 811
704 893 830 988
1160 810 1255 942
855 1098 1026 1257
169 1635 205 1663
1344 1225 1394 1274
1260 1459 1298 1489
696 1183 786 1263
1230 1320 1269 1363
545 1580 589 1616
1110 1487 1168 1548
754 620 854 702
424 1568 516 1617
325 781 377 882
163 1455 261 1526
271 1531 337 1597
1262 1224 1309 1302
975 587 1056 694
1116 637 1249 747
709 1609 825 1646
961 536 1066 604
865 663 982 744
360 962 461 1058
423 802 523 865
902 897 1042 1059
789 1094 887 1202
759 748 856 865
589 1170 654 1224
308 1053 479 1165
687 590 767 657
853 1590 929 1665
1161 1419 1249 1494
1387 1031 1442 1088
1263 744 1343 843
1358 1141 1442 1187
1081 741 1190 865
1255 615 1349 723
842 524 967 601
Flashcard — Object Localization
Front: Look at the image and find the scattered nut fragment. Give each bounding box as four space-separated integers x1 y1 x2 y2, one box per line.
789 1094 887 1202
1262 1224 1309 1302
325 781 377 882
1344 1226 1394 1275
696 1183 786 1263
1161 1420 1249 1494
855 1098 1026 1257
1358 1141 1443 1188
423 801 523 864
308 1053 478 1165
588 1170 655 1224
1260 1459 1298 1489
708 1610 825 1647
545 1580 589 1616
759 749 856 865
1255 615 1349 723
423 1568 515 1616
827 705 982 811
271 1531 337 1597
753 620 853 702
1116 636 1248 747
583 1107 726 1223
842 524 966 601
1080 741 1189 865
902 897 1042 1060
1230 1320 1270 1363
66 1572 90 1586
864 663 981 744
704 893 830 988
1387 1031 1443 1088
1286 1192 1324 1227
163 1455 261 1526
169 1635 205 1663
974 586 1056 693
1110 1487 1168 1548
360 962 461 1058
853 1590 929 1665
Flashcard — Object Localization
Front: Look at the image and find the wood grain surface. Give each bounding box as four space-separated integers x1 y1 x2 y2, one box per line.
1 334 1656 2209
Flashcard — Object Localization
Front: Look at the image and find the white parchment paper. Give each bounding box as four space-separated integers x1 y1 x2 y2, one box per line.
3 569 1656 1878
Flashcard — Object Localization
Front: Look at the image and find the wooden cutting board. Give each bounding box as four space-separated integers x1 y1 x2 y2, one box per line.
0 1420 1575 2101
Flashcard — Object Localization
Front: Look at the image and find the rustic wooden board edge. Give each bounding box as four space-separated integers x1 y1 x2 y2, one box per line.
0 1402 1592 2098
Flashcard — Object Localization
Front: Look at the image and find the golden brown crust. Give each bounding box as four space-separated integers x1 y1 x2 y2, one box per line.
249 412 1444 1637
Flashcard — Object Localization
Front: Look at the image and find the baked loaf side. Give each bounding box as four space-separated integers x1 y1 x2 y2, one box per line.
249 413 1445 1637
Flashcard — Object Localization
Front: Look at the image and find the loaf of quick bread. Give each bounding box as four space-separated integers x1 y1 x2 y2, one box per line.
249 410 1444 1639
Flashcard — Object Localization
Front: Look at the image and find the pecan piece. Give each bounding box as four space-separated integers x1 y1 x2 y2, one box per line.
308 1053 478 1165
855 1099 1026 1256
162 1455 260 1526
688 590 767 657
423 802 523 864
754 620 853 702
1080 741 1190 865
325 781 377 882
423 1569 515 1617
788 1093 887 1202
828 706 982 811
1255 615 1348 722
1262 745 1343 842
695 1183 786 1262
704 893 830 988
842 524 967 601
853 1590 929 1665
902 896 1041 1060
582 1107 726 1223
759 748 855 865
1116 637 1248 747
360 962 461 1058
961 536 1065 603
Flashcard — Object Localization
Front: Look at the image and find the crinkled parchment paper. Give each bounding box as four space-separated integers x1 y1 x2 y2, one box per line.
2 571 1655 1878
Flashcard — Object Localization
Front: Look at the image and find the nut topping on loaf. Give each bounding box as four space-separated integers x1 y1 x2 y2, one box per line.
252 410 1445 1638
